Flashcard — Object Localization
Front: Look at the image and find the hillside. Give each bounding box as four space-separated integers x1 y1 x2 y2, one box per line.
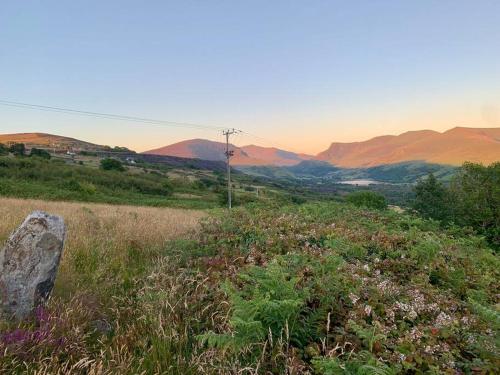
144 139 314 166
239 160 457 183
0 132 105 151
317 127 500 167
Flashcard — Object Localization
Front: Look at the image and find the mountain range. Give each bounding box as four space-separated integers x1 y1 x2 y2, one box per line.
144 139 314 166
145 127 500 167
1 127 499 168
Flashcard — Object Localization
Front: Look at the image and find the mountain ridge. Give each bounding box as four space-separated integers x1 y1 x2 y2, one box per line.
2 127 499 167
144 139 315 166
316 127 500 167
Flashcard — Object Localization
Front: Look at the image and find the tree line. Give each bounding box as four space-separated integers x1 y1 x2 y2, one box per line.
413 162 499 250
0 143 51 159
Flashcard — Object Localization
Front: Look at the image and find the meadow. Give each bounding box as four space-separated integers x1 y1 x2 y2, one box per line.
0 197 498 374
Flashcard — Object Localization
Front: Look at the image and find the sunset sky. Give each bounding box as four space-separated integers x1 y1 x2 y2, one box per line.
1 0 499 154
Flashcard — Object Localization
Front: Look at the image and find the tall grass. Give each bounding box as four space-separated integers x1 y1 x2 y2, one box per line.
0 198 208 374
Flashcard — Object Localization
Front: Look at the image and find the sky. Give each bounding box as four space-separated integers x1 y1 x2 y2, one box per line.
1 0 499 154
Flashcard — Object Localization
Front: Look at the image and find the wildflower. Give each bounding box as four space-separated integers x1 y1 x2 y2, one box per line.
434 312 453 328
410 327 423 341
364 305 372 316
349 293 360 305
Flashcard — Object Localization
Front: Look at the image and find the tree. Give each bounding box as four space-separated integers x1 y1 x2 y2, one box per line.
0 143 8 156
30 148 51 159
450 162 499 249
100 158 125 172
9 143 26 156
412 173 451 222
346 190 387 210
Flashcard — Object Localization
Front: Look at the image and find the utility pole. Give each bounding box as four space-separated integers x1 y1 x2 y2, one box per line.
223 128 237 210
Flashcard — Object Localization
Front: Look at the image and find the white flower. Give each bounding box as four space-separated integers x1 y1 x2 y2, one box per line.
364 305 372 316
349 293 360 305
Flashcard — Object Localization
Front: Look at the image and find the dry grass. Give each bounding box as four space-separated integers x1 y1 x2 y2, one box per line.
0 198 211 374
0 197 204 246
0 198 205 297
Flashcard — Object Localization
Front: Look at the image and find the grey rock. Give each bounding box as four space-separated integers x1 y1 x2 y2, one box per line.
0 211 66 320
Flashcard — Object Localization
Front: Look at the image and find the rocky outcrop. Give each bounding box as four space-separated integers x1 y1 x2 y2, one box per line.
0 211 66 320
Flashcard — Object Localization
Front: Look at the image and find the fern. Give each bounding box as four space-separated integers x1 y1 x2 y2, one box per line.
348 320 386 352
198 257 309 353
468 298 500 330
313 351 398 374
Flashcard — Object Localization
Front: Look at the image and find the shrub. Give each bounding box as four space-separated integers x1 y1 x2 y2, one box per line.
413 164 500 250
100 158 125 172
412 173 452 222
346 190 387 209
450 162 500 249
30 148 51 159
199 257 310 353
8 143 25 156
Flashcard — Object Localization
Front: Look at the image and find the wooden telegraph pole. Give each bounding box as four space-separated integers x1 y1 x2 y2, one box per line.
223 128 237 210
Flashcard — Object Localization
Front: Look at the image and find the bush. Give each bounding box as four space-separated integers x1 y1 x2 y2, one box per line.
346 190 387 209
30 148 51 159
218 189 258 207
450 162 500 249
9 143 25 156
0 156 173 204
412 173 452 222
100 158 125 172
413 165 499 250
0 143 8 156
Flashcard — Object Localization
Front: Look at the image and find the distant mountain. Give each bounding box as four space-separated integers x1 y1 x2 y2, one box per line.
316 127 500 167
240 145 314 166
0 132 109 151
144 139 314 166
5 126 499 169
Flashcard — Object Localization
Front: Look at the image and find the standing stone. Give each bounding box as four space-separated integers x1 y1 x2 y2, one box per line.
0 211 66 320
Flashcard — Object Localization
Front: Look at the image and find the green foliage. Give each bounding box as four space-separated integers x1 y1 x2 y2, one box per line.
240 161 456 184
348 320 386 353
0 143 8 156
30 148 51 159
195 201 499 372
346 191 387 209
468 298 500 330
100 157 125 171
0 156 175 206
413 164 500 250
313 351 398 375
217 188 258 207
8 143 25 156
412 173 452 222
450 162 500 249
199 256 310 352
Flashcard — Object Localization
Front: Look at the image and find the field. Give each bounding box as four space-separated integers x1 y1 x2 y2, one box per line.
0 197 498 374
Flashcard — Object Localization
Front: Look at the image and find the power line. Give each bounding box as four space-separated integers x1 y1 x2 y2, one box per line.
0 99 226 131
0 99 295 153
